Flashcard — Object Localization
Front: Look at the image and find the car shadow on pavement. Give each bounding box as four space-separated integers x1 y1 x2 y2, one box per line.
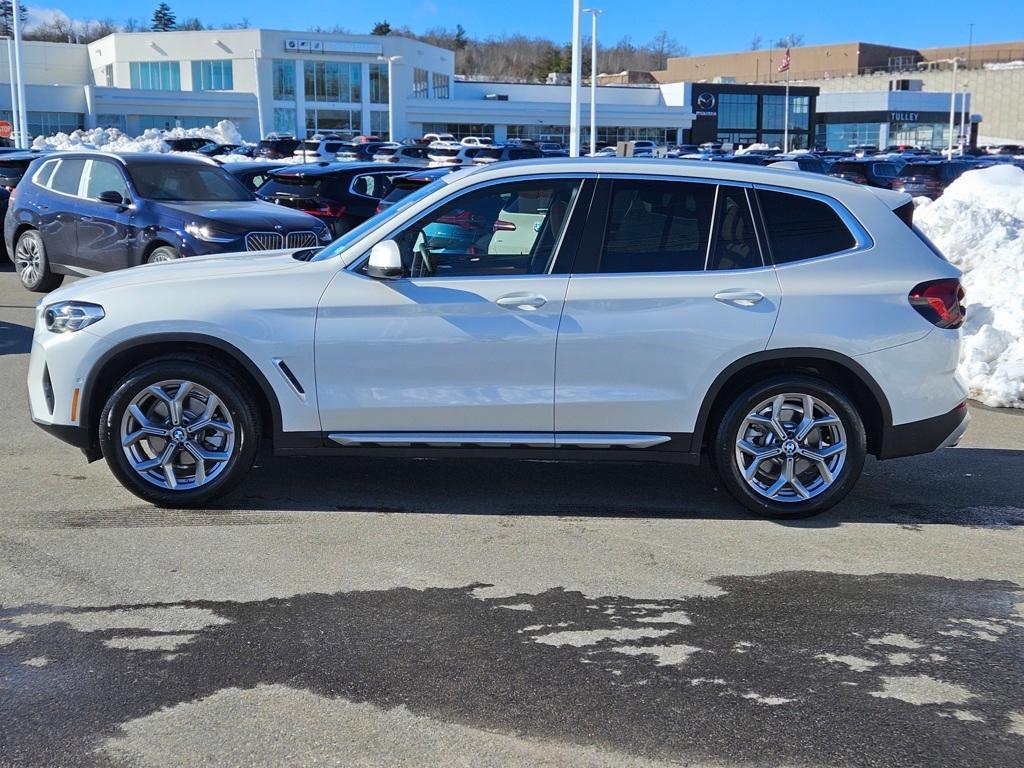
2 571 1022 767
0 320 33 356
199 446 1024 529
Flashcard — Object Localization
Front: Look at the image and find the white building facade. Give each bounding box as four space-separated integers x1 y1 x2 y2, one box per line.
0 29 695 144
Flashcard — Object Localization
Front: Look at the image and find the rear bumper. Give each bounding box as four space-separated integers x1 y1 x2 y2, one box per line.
878 403 969 459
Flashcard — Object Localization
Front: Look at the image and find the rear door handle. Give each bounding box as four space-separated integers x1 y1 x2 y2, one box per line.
714 290 765 307
495 293 547 311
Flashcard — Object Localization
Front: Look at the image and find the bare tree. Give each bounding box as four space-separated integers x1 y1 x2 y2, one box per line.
774 33 805 49
749 34 762 51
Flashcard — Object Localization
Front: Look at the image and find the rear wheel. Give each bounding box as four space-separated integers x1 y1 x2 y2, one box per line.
147 246 181 263
98 359 261 507
14 229 64 292
712 376 866 519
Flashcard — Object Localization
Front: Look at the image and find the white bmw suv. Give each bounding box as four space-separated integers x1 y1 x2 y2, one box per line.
27 160 969 518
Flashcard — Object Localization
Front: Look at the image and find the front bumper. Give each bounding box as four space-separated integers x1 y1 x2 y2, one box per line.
877 402 970 459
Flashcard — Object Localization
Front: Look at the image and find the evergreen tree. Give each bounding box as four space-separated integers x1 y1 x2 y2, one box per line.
453 24 468 51
371 20 391 36
0 0 28 37
150 2 176 32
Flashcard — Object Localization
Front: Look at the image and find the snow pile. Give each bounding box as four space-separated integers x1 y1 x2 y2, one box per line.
30 120 247 154
915 164 1024 408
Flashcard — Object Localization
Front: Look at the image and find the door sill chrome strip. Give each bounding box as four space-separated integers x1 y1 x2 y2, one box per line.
326 433 671 449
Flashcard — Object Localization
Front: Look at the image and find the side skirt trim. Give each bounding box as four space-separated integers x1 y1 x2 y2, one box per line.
326 432 673 449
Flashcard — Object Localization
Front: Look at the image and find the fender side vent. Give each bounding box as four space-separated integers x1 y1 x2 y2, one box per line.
272 358 306 398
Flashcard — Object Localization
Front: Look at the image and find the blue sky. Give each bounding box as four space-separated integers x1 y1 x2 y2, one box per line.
34 0 1019 55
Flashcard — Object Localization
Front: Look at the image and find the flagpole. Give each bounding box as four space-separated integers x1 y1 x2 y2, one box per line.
783 66 790 152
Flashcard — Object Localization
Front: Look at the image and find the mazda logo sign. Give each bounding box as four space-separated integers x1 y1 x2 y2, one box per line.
697 92 716 111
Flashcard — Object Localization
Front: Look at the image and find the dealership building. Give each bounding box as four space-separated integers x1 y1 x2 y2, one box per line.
0 29 975 151
0 29 694 145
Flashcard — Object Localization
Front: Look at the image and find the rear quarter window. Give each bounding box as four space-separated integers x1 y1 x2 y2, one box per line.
757 189 857 264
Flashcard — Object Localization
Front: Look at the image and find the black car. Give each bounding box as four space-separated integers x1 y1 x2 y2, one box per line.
5 152 330 291
164 137 217 153
197 143 244 157
766 153 829 174
374 167 462 213
256 136 302 159
257 161 416 235
0 151 50 261
717 153 768 166
224 161 286 192
892 160 983 199
827 159 904 188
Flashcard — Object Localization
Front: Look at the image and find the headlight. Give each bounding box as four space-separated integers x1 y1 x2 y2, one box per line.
43 302 105 333
317 225 333 242
184 222 236 243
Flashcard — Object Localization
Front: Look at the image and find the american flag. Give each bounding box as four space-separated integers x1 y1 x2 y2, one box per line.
778 47 791 73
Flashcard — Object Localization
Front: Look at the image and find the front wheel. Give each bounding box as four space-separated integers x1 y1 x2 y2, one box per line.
711 376 866 519
98 360 261 507
147 246 181 264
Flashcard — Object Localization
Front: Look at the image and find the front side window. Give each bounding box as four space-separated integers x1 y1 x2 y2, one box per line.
381 179 582 278
127 163 252 202
598 179 715 273
758 189 857 264
84 160 130 201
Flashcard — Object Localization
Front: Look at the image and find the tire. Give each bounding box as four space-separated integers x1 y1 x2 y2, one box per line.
147 246 181 263
711 375 866 519
14 229 64 293
98 358 261 508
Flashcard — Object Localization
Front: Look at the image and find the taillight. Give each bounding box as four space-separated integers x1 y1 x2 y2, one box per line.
909 279 966 329
302 203 346 218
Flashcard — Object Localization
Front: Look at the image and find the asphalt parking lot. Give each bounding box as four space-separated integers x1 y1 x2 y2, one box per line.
1 261 1022 768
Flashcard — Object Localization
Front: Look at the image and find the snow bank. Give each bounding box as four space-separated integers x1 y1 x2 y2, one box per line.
915 164 1024 408
30 120 247 154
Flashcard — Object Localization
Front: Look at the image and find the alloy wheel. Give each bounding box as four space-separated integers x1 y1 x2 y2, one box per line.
120 379 236 491
15 235 41 286
734 393 848 503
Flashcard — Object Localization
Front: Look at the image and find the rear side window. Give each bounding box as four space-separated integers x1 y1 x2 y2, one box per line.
599 179 715 273
871 163 899 178
351 173 391 199
709 186 762 271
758 189 857 264
49 158 87 196
33 159 59 187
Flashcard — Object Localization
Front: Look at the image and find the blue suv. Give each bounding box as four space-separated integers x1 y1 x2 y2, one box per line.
5 152 331 292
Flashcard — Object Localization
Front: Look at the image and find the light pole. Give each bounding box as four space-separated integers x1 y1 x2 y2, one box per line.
569 0 582 157
967 22 975 68
3 38 19 147
378 55 401 142
583 8 603 156
959 81 968 154
947 57 960 159
12 0 28 148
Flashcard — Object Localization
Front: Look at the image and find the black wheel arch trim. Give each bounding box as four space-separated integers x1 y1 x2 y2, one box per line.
691 347 894 456
81 332 293 455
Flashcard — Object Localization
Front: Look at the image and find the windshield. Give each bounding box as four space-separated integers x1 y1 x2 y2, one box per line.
311 178 448 262
128 162 253 202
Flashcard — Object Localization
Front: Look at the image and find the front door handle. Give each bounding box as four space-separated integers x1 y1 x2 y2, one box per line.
495 293 547 311
714 290 765 307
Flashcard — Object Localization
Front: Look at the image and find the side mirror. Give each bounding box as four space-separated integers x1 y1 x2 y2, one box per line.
366 240 404 280
97 190 125 206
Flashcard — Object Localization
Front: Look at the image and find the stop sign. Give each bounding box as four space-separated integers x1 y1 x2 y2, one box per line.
0 121 12 139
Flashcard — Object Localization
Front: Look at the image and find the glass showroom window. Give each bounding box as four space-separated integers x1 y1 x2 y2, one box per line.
719 94 757 130
129 61 181 90
305 61 362 103
432 73 450 99
788 96 810 130
761 95 786 131
413 68 429 98
96 114 127 132
369 63 388 104
191 60 234 91
507 124 569 143
422 123 495 141
25 111 84 138
370 111 389 140
136 115 219 131
273 60 295 100
273 108 297 135
306 108 360 137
